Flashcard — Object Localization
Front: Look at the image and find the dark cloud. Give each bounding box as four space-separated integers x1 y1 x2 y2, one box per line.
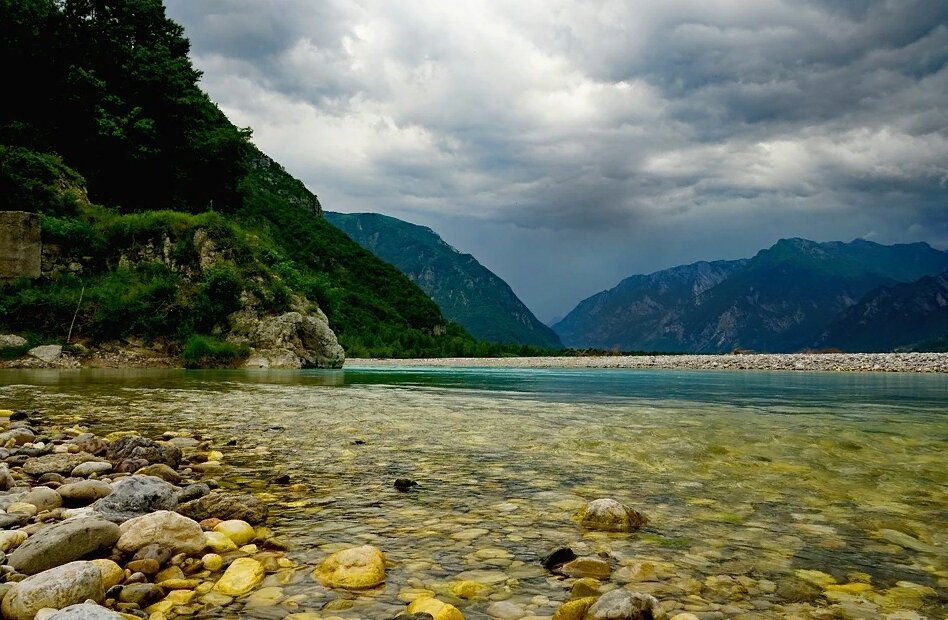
165 0 948 319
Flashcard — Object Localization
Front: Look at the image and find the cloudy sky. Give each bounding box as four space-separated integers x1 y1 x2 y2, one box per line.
165 0 948 322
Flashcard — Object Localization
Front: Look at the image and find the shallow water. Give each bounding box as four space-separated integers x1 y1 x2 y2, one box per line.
0 367 945 619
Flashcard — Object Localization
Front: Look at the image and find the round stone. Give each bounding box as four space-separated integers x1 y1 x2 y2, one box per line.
313 545 386 589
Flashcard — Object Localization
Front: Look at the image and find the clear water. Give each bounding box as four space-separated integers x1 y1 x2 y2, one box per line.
0 367 945 619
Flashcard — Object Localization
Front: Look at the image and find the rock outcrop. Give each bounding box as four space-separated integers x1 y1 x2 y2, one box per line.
239 310 345 369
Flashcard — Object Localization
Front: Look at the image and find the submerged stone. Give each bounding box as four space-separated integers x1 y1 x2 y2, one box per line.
313 545 386 589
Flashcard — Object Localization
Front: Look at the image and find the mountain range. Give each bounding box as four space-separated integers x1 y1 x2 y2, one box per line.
553 238 948 353
326 212 562 349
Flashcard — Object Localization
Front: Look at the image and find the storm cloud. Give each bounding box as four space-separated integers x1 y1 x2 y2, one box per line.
165 0 948 320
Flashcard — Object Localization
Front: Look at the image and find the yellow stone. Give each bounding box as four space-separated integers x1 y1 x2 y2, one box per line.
245 586 285 607
239 544 258 554
6 503 37 517
117 614 141 620
551 597 598 620
313 545 386 589
200 592 234 606
214 520 256 546
202 553 224 572
155 566 184 583
208 450 223 461
204 531 238 553
213 557 266 596
451 581 489 599
0 410 12 417
794 569 837 587
570 578 601 599
91 559 125 589
825 582 873 594
163 590 197 605
159 578 201 590
0 531 28 552
399 587 436 602
195 582 215 594
144 600 175 615
286 614 322 620
147 613 167 620
277 557 294 568
407 596 465 620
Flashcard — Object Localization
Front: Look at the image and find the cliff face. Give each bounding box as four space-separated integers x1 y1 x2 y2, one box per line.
555 239 948 353
0 212 41 280
326 212 562 349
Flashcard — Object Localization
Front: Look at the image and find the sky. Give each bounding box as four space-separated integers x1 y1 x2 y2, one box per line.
165 0 948 322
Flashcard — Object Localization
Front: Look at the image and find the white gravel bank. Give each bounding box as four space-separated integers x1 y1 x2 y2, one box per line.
348 352 948 373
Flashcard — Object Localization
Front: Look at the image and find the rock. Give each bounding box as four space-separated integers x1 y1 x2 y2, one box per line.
23 453 99 477
451 581 489 599
246 311 345 369
560 557 612 579
585 590 664 620
28 345 62 363
22 486 63 512
132 543 174 565
406 597 465 620
0 531 28 552
213 520 256 546
57 480 113 506
6 502 37 517
113 458 149 473
574 499 648 532
91 475 177 522
118 583 165 606
204 531 238 553
125 559 160 576
486 601 526 620
0 463 16 490
9 517 120 575
0 512 30 528
213 557 265 596
0 428 35 446
177 491 268 524
0 334 27 348
552 597 597 620
1 561 105 620
106 435 181 469
90 559 124 589
71 462 113 477
48 603 125 620
176 483 210 503
313 545 386 589
394 478 418 492
775 577 822 603
201 553 224 572
541 546 577 569
116 510 205 555
133 463 180 484
571 578 601 599
68 434 108 456
613 562 657 583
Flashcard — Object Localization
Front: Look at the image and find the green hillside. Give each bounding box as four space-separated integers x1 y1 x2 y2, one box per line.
0 0 480 361
326 212 563 349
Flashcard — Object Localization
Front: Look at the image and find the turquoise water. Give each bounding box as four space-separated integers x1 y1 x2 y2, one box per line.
0 367 945 619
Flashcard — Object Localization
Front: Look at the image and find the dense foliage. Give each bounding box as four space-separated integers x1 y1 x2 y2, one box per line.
1 0 533 359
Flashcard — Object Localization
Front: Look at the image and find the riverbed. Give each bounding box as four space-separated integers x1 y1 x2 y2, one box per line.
0 367 945 619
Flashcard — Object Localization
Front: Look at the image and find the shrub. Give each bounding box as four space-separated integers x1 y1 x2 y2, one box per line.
182 335 248 369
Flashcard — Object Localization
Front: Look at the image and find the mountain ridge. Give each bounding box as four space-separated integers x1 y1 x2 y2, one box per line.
554 238 948 353
326 212 562 349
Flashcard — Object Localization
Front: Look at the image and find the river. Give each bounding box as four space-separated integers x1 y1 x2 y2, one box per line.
0 366 945 619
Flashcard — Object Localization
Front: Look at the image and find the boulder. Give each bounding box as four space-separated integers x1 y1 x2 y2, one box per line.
584 589 665 620
91 475 176 522
57 480 113 506
313 545 386 589
71 461 113 477
9 516 120 575
0 427 35 446
1 561 105 620
245 311 345 369
0 334 27 348
116 510 205 555
28 345 62 363
23 453 100 477
48 603 125 620
213 557 265 596
178 491 268 524
106 435 181 468
560 557 611 579
574 498 647 532
213 520 256 546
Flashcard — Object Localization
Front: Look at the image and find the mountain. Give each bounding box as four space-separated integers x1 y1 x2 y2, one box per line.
554 238 948 353
0 0 479 363
819 271 948 352
326 212 562 348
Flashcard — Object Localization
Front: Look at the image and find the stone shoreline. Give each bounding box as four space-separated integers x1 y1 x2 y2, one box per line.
348 352 948 373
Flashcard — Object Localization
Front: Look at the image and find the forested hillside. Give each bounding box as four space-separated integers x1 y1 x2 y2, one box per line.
0 0 483 361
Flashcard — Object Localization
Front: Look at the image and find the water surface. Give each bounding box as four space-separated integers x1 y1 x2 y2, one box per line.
0 367 945 619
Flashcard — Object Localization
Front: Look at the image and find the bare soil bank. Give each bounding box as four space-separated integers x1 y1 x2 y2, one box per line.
348 352 948 373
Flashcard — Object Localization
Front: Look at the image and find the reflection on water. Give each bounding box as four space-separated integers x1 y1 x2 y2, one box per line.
0 367 945 619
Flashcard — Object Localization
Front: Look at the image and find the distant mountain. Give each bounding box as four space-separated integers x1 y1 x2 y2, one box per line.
326 212 563 349
554 238 948 353
819 271 948 352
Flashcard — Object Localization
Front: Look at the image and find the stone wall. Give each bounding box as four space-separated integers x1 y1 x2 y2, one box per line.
0 211 41 280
